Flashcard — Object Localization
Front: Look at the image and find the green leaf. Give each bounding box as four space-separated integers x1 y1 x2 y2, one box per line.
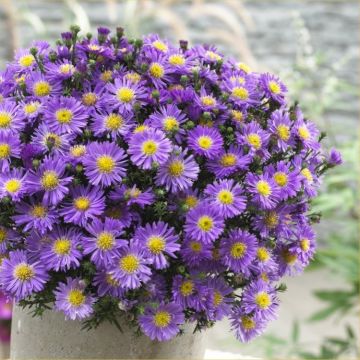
308 303 345 322
291 320 299 343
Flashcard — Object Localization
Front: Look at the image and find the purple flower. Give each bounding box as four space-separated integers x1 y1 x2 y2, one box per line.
269 110 293 151
128 128 172 169
93 270 125 298
59 185 105 226
206 278 233 321
54 277 96 320
44 60 76 81
204 179 246 219
139 302 185 341
135 221 180 269
0 169 29 202
219 230 257 273
26 156 73 205
156 147 199 193
184 202 225 244
328 148 343 166
83 142 127 187
0 131 21 172
180 238 212 268
294 117 320 151
288 225 316 264
238 121 270 155
109 241 152 289
0 250 48 301
145 50 171 89
109 185 154 208
259 73 287 104
82 218 127 267
0 100 24 133
40 226 82 271
222 76 260 107
26 71 62 99
187 126 223 159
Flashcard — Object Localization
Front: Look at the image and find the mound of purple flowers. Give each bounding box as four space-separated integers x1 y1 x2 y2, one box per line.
0 26 341 342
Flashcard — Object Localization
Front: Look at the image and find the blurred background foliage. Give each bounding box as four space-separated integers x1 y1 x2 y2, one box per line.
0 0 358 359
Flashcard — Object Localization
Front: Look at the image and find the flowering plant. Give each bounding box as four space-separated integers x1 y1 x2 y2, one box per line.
0 26 341 342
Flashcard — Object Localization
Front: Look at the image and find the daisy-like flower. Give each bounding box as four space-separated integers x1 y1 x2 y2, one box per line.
294 119 320 150
207 145 251 178
93 270 126 298
110 185 154 209
167 50 194 74
184 202 225 244
288 225 316 264
105 204 135 229
109 241 152 289
156 147 199 193
219 229 257 273
82 218 127 267
26 71 61 98
146 50 171 89
0 169 28 202
143 34 172 54
223 76 259 107
276 244 305 276
43 96 88 135
242 280 278 321
269 110 293 151
328 148 343 166
83 142 127 187
14 49 36 72
54 277 96 320
246 173 280 210
206 278 233 321
135 221 180 269
26 156 73 205
59 185 105 226
259 73 287 104
45 60 76 81
187 126 223 159
40 226 82 271
194 87 223 112
0 100 24 133
106 77 147 112
230 307 267 343
0 226 18 254
12 197 58 234
18 99 42 122
91 110 134 138
0 132 21 171
128 128 172 169
67 144 87 166
0 250 48 301
180 238 212 268
238 122 270 155
250 245 278 276
139 302 185 342
204 179 246 219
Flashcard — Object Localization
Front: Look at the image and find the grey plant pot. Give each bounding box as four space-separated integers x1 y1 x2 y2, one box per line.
10 305 205 359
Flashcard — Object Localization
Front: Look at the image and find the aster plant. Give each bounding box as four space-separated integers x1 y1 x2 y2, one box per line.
0 26 341 343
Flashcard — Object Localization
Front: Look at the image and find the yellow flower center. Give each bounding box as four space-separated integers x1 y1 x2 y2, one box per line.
152 40 168 52
247 133 261 149
277 124 290 141
231 110 243 122
4 179 21 193
300 238 310 252
0 112 12 129
70 145 86 157
232 87 248 100
197 216 213 232
0 143 10 159
147 236 166 254
273 172 288 187
120 254 139 274
96 155 115 174
298 126 310 140
89 44 100 51
117 87 135 103
169 54 185 66
180 280 194 296
14 264 34 281
82 92 97 106
153 311 171 328
301 168 313 183
19 54 35 67
0 229 7 243
185 196 198 209
269 81 280 94
142 140 158 156
163 116 179 132
106 273 119 287
33 81 51 97
264 211 279 228
45 133 62 148
230 242 247 259
100 70 113 82
149 63 165 78
257 247 270 262
134 125 149 133
260 272 269 282
282 249 297 265
105 114 123 130
256 180 271 197
237 62 251 73
125 72 141 84
53 238 71 255
67 289 85 307
97 232 115 250
55 108 73 124
220 154 236 167
241 316 255 330
41 171 59 190
190 241 202 252
255 292 271 309
205 50 221 61
197 136 213 150
59 63 74 74
74 196 90 211
201 96 216 107
31 205 47 218
217 190 234 205
24 102 39 114
168 160 184 177
213 291 223 307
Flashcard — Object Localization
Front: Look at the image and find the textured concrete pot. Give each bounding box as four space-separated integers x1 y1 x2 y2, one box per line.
11 305 205 359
